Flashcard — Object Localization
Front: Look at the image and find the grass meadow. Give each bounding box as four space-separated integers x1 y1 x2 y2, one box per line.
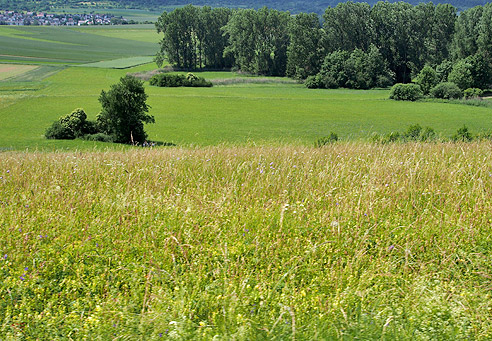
1 143 492 339
2 25 492 339
1 65 492 150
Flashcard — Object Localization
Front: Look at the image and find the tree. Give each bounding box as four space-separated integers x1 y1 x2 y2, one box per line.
286 12 325 79
223 7 291 76
97 75 154 144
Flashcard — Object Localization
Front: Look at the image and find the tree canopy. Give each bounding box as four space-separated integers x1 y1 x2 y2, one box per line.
97 75 154 144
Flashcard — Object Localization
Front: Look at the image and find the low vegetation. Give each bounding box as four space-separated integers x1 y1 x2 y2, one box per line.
149 73 213 87
2 143 492 338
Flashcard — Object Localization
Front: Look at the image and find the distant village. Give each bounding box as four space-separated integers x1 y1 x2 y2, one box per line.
0 10 131 26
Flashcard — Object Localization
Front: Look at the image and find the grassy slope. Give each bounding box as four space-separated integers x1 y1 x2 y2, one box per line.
2 66 492 150
1 144 491 338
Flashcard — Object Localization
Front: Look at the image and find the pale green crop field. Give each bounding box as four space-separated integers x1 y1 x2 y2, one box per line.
0 26 157 65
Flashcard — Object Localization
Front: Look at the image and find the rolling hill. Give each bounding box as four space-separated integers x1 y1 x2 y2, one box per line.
0 0 489 15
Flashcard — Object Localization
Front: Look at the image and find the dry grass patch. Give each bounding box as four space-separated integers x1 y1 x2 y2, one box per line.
0 64 38 80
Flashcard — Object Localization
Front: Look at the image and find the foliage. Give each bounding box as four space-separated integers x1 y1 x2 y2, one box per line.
402 124 436 141
464 87 484 99
372 124 436 143
429 82 463 99
83 133 114 142
435 60 453 82
448 59 475 90
149 73 212 87
155 5 233 70
316 132 338 146
223 7 291 76
452 125 473 142
45 120 75 140
45 108 95 140
414 66 438 95
286 12 325 79
97 75 154 144
309 46 393 89
389 83 423 101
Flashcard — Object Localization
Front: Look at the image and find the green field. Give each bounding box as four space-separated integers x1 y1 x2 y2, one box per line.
0 26 158 65
1 65 492 150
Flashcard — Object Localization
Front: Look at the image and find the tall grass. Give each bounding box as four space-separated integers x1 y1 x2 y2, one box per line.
1 143 492 339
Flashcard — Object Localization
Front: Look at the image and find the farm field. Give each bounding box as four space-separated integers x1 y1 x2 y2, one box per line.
1 144 492 338
1 65 492 150
0 25 158 65
0 64 38 81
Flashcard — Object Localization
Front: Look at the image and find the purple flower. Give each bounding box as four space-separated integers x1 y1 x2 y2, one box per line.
159 333 163 337
20 275 25 281
388 245 395 251
25 205 29 208
19 228 22 232
24 267 28 271
3 254 7 260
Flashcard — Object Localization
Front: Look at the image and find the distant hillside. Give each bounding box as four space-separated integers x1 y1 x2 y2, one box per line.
0 0 490 14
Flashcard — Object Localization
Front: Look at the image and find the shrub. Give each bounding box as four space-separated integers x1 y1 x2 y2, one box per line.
403 124 422 141
83 133 114 143
448 60 474 90
316 132 338 146
389 83 423 101
420 127 437 142
45 121 75 140
430 82 462 99
403 124 436 142
304 75 321 89
463 88 483 99
452 125 473 142
45 108 95 140
415 66 438 95
149 73 212 87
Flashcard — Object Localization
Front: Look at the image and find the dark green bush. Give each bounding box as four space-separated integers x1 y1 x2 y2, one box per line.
149 73 212 87
430 82 462 99
304 75 321 89
45 121 75 140
403 124 436 142
83 133 114 143
316 132 338 146
463 88 483 99
452 125 473 142
389 83 423 101
45 108 95 140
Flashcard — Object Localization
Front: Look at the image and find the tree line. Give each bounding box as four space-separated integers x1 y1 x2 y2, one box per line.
156 2 492 89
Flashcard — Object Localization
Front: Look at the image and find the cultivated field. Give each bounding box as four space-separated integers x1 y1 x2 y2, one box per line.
1 143 492 338
0 25 158 65
0 64 38 81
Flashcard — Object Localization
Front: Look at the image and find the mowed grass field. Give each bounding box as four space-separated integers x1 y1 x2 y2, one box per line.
1 65 492 150
1 144 492 338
